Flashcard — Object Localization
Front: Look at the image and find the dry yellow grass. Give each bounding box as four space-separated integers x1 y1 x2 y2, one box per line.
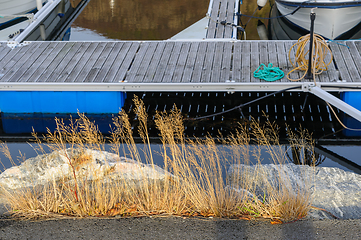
0 96 315 222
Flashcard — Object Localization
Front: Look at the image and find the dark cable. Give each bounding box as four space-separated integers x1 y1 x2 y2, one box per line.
301 93 309 113
186 86 301 121
244 7 258 29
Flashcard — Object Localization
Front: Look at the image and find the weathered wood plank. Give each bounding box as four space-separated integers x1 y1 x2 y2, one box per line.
70 42 108 82
0 44 33 73
275 41 291 82
94 42 124 83
143 42 166 82
323 47 339 82
258 41 269 83
318 47 335 83
206 0 220 38
267 41 280 81
215 0 227 38
0 43 39 81
182 42 199 83
163 41 182 83
284 41 302 81
131 42 158 83
344 41 361 82
232 42 242 82
191 42 207 82
274 41 287 75
46 42 85 82
210 41 224 82
52 42 91 82
7 42 50 82
15 42 60 82
250 41 259 82
84 42 117 82
354 41 361 56
172 42 190 83
64 42 99 82
241 41 251 82
102 42 133 83
113 42 140 82
220 41 232 81
329 43 351 81
0 43 11 63
336 41 360 82
39 42 82 82
123 42 151 83
224 0 235 38
352 41 361 82
201 42 216 82
152 42 174 83
26 42 74 82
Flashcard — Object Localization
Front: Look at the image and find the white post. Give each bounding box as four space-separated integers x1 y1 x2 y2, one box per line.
40 24 46 40
36 0 43 10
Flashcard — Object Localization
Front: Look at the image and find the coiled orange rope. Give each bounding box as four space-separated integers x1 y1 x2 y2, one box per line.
287 33 333 81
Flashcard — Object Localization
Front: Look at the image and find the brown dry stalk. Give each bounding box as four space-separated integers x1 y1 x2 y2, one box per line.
0 141 15 168
0 97 315 222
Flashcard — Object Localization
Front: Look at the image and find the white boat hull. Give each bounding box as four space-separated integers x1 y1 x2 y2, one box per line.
0 0 73 41
0 21 30 40
0 0 47 41
275 0 361 39
0 0 46 15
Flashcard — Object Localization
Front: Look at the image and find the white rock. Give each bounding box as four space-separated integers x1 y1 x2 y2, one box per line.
0 148 168 190
228 164 361 219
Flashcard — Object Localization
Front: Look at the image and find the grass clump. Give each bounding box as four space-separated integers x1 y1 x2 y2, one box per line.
0 96 315 223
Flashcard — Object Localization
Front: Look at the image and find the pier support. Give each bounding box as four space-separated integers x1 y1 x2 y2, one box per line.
303 83 361 123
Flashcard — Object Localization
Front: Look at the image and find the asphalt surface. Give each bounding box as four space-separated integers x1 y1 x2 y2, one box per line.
1 215 361 240
1 194 361 240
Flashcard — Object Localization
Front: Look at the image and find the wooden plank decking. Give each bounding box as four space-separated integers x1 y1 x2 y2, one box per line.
206 0 239 39
1 40 361 91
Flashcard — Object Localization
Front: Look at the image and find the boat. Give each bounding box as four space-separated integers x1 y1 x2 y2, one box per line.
274 0 361 40
0 0 46 16
269 3 361 40
0 0 90 43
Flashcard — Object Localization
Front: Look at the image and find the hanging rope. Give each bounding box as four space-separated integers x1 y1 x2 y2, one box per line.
253 63 284 81
287 33 333 82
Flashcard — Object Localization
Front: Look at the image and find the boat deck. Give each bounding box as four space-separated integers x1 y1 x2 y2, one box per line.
0 40 361 92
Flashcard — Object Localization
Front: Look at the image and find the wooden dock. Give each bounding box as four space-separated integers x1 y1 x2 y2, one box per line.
1 40 361 92
206 0 239 39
